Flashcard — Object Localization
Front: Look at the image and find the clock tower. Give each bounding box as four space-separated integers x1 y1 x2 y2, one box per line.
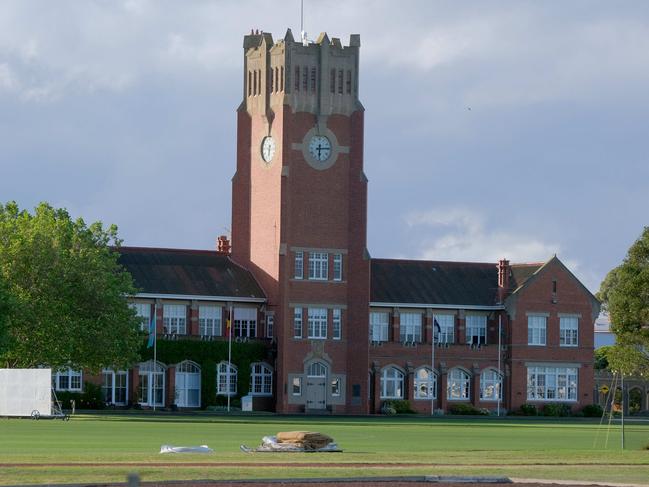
231 29 370 414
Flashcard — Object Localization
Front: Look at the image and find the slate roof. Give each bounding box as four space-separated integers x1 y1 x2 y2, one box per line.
117 247 265 300
509 263 543 292
370 258 500 307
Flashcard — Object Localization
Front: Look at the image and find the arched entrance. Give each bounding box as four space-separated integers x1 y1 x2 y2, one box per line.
306 361 327 410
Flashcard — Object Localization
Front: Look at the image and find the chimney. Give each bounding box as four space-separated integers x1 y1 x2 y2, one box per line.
497 258 510 303
217 235 231 255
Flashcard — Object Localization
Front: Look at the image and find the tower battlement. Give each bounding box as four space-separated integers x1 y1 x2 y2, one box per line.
242 29 361 116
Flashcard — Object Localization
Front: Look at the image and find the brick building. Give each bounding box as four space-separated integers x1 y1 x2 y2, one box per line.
57 30 600 415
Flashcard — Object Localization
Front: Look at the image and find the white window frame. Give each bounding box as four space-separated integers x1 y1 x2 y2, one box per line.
466 315 487 345
234 307 257 338
308 252 329 280
132 303 151 332
163 304 187 335
480 369 502 401
138 361 165 407
293 308 303 339
528 315 547 346
265 314 274 339
217 362 237 396
527 366 578 402
433 314 455 344
308 361 328 378
292 377 302 396
308 307 327 339
332 308 342 340
370 311 389 342
413 367 437 400
294 251 304 279
399 312 422 343
175 361 201 408
333 253 343 281
101 369 128 405
447 368 471 401
250 363 273 396
199 305 222 336
380 367 404 399
560 316 579 347
53 368 82 392
331 377 341 397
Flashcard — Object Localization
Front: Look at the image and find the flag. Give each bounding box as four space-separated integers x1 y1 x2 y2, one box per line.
433 318 441 333
226 309 231 336
147 312 156 348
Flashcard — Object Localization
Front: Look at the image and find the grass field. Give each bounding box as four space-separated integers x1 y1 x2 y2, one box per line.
1 413 648 486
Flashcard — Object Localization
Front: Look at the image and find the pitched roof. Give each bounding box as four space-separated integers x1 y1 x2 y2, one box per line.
370 258 499 307
510 263 543 292
117 247 265 300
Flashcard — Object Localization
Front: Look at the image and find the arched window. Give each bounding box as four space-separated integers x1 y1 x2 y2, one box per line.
216 362 237 396
414 367 437 400
102 369 128 405
447 368 470 401
250 362 273 396
175 361 201 407
139 360 165 407
380 367 404 399
480 369 502 401
307 361 327 377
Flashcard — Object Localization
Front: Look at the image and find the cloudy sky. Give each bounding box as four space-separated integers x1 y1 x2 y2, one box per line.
1 0 648 292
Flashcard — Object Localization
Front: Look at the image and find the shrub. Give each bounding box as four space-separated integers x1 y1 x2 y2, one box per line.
380 402 396 415
582 404 604 418
55 382 105 410
449 403 486 415
519 403 538 416
543 403 572 417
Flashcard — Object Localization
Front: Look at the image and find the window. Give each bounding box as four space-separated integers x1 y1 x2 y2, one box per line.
480 369 502 401
308 361 327 377
310 67 317 92
330 68 336 93
400 312 422 343
338 70 343 94
447 368 470 400
274 67 279 92
250 363 273 396
331 378 340 396
333 253 342 281
131 303 151 331
466 315 487 345
53 368 82 391
269 67 273 92
434 314 454 344
308 252 328 280
199 305 221 336
139 361 164 406
302 66 308 91
527 366 578 401
163 304 186 335
380 367 404 399
346 70 352 94
292 377 302 395
370 312 389 342
560 316 579 347
294 66 300 91
265 314 274 338
414 367 437 400
102 369 128 405
528 315 547 346
234 307 257 338
217 362 237 396
308 307 327 339
294 251 304 279
175 361 201 407
280 66 284 90
253 70 258 95
248 71 252 96
333 308 342 340
293 308 303 338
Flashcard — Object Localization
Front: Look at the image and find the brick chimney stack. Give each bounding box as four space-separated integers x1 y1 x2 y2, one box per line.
217 235 231 255
497 258 510 303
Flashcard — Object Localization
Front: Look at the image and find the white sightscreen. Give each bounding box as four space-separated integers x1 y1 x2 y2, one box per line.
0 369 52 417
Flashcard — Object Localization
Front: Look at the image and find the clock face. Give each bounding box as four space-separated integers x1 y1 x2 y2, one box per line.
261 136 276 163
308 135 331 162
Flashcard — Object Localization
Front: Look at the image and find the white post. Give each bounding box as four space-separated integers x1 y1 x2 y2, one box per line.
497 314 502 417
153 303 157 412
621 374 625 450
431 317 435 416
227 303 233 413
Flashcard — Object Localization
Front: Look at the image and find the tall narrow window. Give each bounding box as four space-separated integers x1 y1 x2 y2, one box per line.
346 70 352 94
234 307 257 338
465 315 487 345
447 368 470 400
258 70 261 93
369 311 389 342
199 305 222 336
294 251 304 279
265 314 274 338
560 316 579 347
333 253 342 281
399 312 422 343
330 69 336 93
307 307 327 339
163 304 187 335
175 361 201 408
293 308 303 338
248 71 252 96
380 367 404 399
250 363 273 396
414 367 437 400
308 252 328 280
480 369 502 401
433 314 455 344
333 308 342 340
528 315 547 346
338 70 343 94
269 67 273 92
310 67 317 92
253 70 258 95
131 303 151 331
294 66 300 91
280 66 284 90
274 67 279 92
303 66 308 91
216 362 237 396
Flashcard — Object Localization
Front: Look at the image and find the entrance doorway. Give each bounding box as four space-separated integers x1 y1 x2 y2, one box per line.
306 361 327 410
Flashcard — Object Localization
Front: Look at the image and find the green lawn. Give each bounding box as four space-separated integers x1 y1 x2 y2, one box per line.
1 413 648 486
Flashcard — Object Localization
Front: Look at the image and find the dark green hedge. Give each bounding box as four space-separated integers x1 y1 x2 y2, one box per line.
140 339 270 408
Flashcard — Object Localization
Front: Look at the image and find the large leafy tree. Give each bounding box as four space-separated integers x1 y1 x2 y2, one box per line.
0 201 142 370
598 227 649 376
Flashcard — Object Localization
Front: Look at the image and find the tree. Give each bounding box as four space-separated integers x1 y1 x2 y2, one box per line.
0 201 142 371
597 227 649 376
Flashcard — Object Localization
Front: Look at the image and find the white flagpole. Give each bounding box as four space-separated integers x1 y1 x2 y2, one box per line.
431 318 435 416
153 303 157 412
227 303 233 413
497 314 502 417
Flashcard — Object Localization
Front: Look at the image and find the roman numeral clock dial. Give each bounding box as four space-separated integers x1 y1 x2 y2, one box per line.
308 135 331 163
